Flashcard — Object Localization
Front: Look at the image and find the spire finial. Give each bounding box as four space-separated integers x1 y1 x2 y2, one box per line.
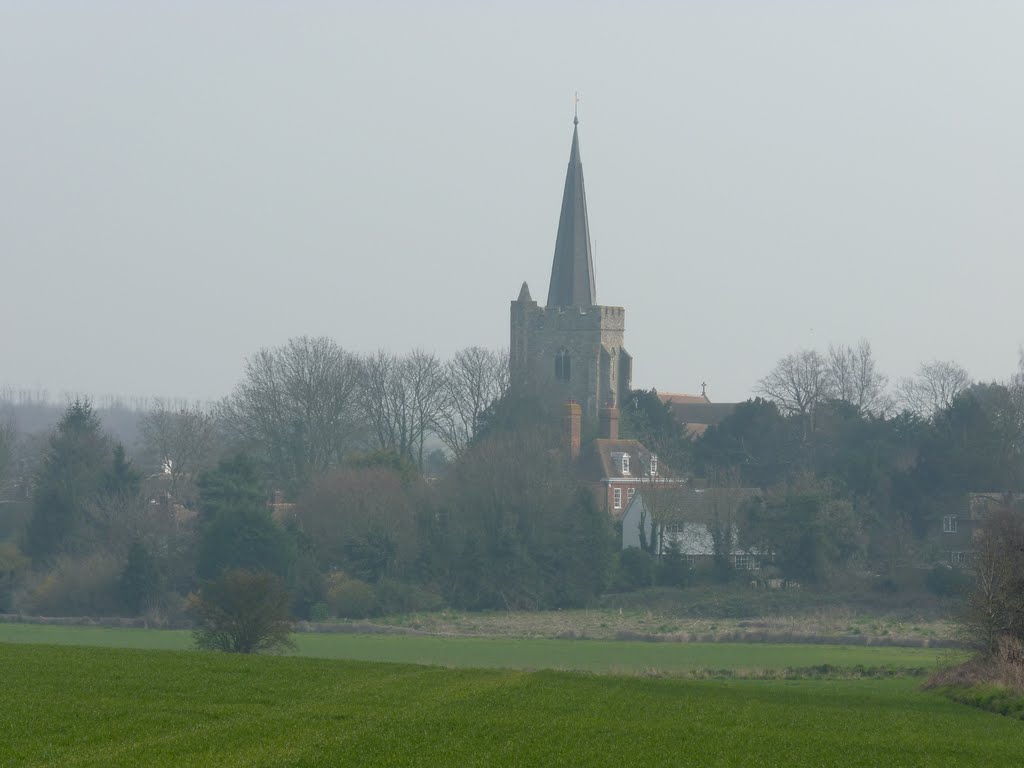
573 91 580 125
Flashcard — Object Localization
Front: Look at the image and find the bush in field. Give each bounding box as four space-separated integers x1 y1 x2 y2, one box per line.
191 569 295 654
326 573 379 619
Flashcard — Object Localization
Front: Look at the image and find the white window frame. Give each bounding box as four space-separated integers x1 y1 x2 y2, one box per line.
734 554 759 571
943 515 958 533
621 454 630 475
650 454 658 477
626 487 636 502
951 551 968 565
613 487 622 509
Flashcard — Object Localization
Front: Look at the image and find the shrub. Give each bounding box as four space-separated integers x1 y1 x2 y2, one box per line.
925 637 1024 719
326 573 379 619
191 569 295 654
30 554 122 617
615 548 656 591
872 577 899 594
925 565 971 598
119 542 163 616
0 542 29 613
656 541 690 588
374 578 444 614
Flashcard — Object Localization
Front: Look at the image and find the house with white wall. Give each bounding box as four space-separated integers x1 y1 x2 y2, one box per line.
621 487 763 571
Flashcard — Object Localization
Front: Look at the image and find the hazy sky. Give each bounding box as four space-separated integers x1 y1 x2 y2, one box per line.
3 1 1023 404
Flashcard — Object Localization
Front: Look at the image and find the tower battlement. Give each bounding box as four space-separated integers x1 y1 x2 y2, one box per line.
515 303 625 331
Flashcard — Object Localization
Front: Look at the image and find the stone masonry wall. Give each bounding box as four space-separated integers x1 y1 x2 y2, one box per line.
510 299 628 420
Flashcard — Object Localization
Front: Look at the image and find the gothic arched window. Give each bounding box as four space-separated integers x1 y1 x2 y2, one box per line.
555 349 571 382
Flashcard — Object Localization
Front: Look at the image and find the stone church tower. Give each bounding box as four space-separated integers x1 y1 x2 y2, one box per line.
510 116 632 421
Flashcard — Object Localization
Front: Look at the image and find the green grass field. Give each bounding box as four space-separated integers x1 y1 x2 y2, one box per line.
0 622 958 674
1 643 1022 767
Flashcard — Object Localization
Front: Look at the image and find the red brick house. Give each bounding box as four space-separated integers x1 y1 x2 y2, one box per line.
562 401 686 519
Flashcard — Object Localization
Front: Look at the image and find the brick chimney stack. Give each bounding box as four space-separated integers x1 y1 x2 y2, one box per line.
599 406 620 440
563 400 582 461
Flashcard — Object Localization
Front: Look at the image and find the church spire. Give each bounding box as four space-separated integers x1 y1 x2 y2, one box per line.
546 116 596 308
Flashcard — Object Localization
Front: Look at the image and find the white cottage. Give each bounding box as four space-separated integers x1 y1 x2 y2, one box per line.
621 487 764 571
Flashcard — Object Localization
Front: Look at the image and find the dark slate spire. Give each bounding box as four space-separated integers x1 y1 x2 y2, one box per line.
546 116 596 308
517 281 533 302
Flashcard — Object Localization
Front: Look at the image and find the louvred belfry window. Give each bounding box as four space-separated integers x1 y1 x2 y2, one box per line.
555 349 571 381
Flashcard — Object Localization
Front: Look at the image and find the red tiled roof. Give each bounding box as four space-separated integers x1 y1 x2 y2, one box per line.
576 438 680 482
657 392 739 435
658 392 710 405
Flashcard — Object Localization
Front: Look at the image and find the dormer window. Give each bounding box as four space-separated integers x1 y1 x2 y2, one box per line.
611 451 631 476
649 454 658 477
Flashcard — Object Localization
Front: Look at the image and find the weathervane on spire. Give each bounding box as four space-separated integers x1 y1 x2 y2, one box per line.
573 91 581 125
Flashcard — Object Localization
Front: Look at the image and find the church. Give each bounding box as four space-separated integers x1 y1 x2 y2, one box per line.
509 114 632 422
510 115 737 438
509 114 743 518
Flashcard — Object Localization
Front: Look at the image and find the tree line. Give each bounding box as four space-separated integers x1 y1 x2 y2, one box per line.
3 336 1024 624
3 338 614 619
678 342 1024 584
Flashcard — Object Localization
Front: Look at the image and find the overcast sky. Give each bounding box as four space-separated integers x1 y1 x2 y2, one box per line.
2 1 1023 404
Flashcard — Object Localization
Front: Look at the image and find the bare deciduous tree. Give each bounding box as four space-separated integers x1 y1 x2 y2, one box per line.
1005 349 1024 445
191 569 295 654
757 349 828 440
433 347 509 459
358 350 445 470
297 466 425 579
964 507 1024 656
138 401 222 503
897 360 972 418
0 418 15 493
407 350 446 471
219 336 362 491
825 341 891 415
85 490 182 560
